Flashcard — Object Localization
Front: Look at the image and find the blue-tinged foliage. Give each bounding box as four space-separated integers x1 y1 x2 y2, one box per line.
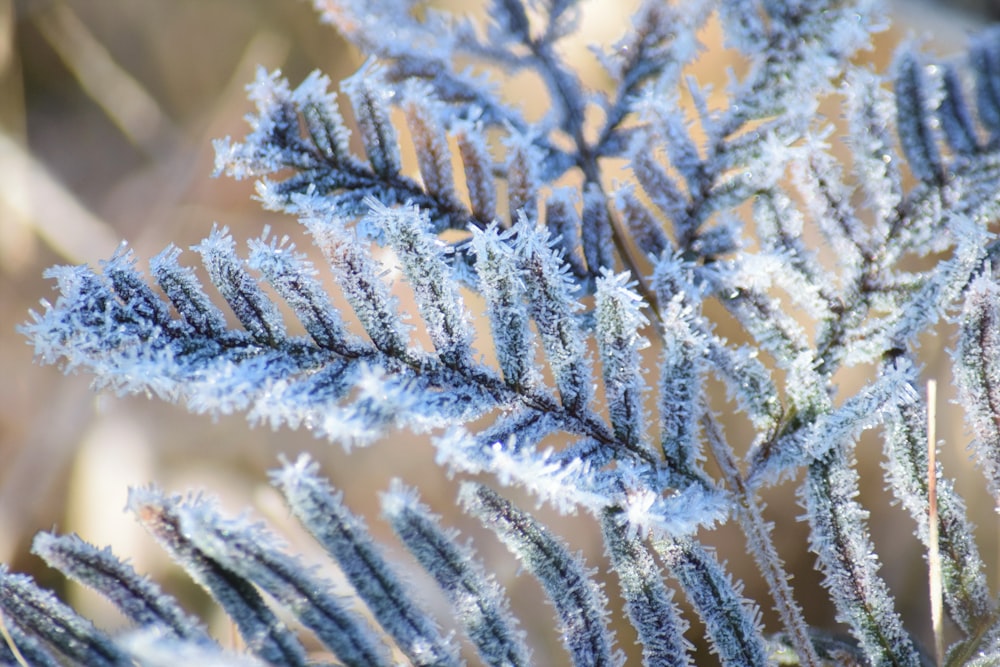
126 488 312 666
653 537 768 667
368 198 474 366
804 443 923 667
594 269 652 455
271 455 458 667
0 566 131 667
10 1 1000 666
971 27 1000 142
30 533 213 647
883 360 994 636
600 509 691 667
246 230 362 356
382 479 533 667
472 223 539 391
461 482 623 667
955 272 1000 503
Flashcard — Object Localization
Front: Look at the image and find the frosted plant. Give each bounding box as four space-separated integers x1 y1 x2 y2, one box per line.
6 1 1000 665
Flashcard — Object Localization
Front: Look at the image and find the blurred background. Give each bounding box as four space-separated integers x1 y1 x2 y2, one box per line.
1 0 999 664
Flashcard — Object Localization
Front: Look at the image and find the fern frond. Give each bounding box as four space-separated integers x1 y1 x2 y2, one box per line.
30 533 212 646
461 482 623 667
127 488 311 665
0 567 129 667
803 445 922 667
271 455 458 667
13 3 1000 666
382 479 533 667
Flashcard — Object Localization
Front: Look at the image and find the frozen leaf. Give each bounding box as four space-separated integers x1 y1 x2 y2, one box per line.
894 48 945 184
937 64 981 156
452 117 498 222
381 480 532 667
803 446 921 666
613 184 672 260
600 509 692 667
882 360 992 633
653 538 768 667
151 246 228 339
273 456 459 667
504 130 541 222
366 199 474 366
0 567 129 667
304 214 411 358
402 85 460 207
471 223 538 390
342 60 401 179
127 487 310 666
247 231 361 355
544 188 589 278
31 533 211 646
955 271 1000 502
173 493 396 667
193 226 286 347
516 218 593 414
461 482 623 667
581 183 614 275
295 69 353 163
844 67 903 232
970 27 1000 140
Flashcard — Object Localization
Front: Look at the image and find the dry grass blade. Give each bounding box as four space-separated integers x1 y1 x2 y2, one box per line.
0 609 29 667
928 379 943 667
